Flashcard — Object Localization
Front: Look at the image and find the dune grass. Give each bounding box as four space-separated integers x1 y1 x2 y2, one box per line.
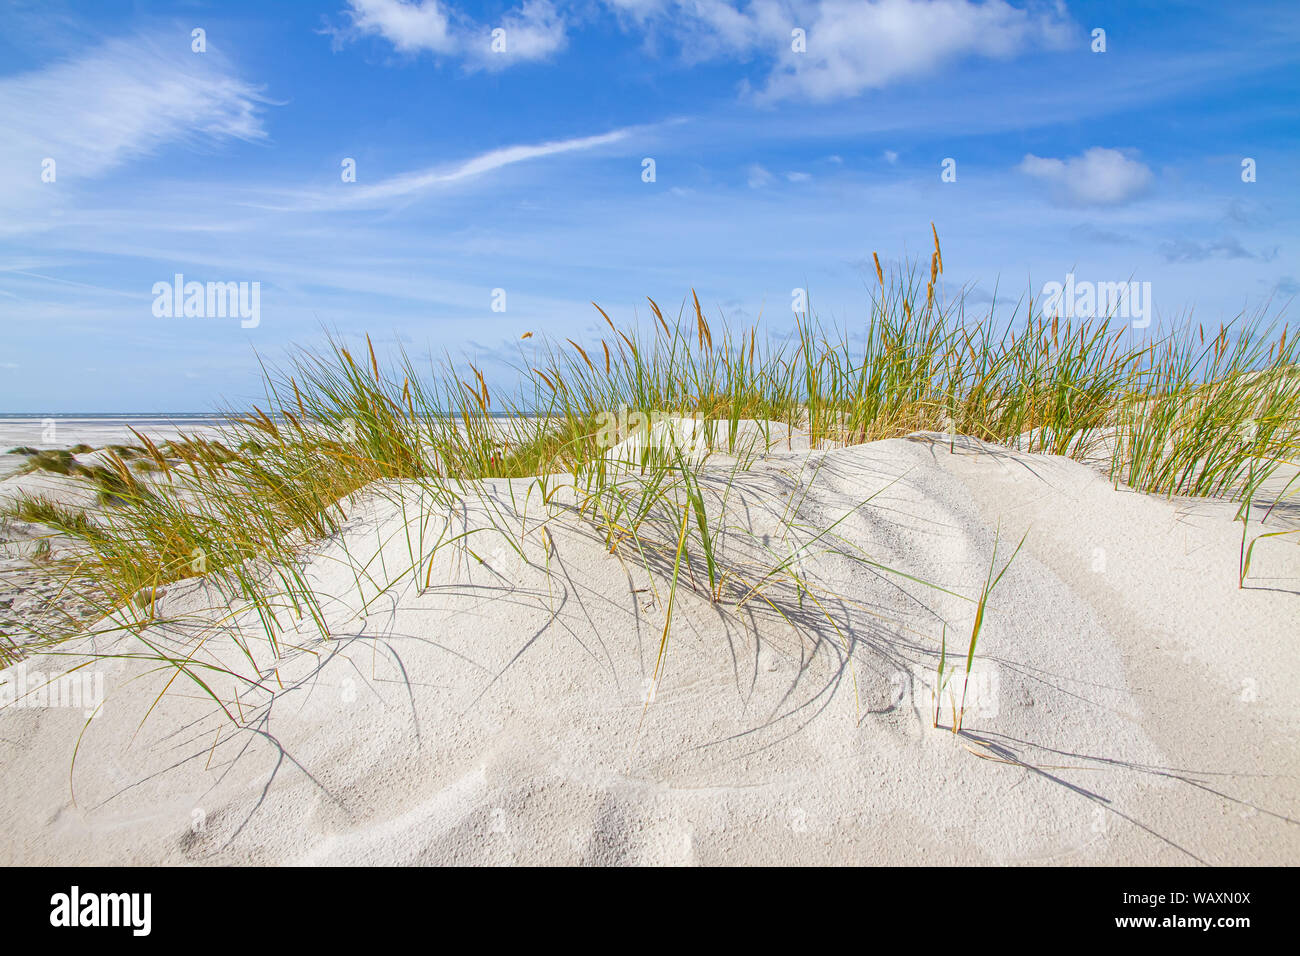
2 231 1296 729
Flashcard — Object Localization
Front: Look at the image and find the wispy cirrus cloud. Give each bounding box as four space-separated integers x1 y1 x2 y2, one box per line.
340 127 631 204
0 33 270 215
332 0 567 69
242 126 636 213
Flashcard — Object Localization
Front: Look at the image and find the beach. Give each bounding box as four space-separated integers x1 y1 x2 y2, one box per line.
2 418 1296 865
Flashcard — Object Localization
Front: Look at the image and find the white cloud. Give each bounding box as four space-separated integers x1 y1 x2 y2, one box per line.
495 0 568 61
259 128 635 211
602 0 1073 101
883 150 899 164
340 0 567 68
746 163 774 188
340 1 1073 94
769 0 1072 101
601 0 673 21
0 35 269 213
347 0 456 54
785 170 811 182
351 128 630 202
1018 147 1153 206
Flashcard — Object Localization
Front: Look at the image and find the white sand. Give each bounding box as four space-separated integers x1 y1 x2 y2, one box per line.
0 417 228 475
1 431 1297 865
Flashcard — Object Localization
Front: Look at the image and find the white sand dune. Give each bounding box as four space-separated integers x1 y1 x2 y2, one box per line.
1 434 1297 865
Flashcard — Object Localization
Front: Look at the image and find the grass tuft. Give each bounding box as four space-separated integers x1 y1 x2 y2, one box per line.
3 232 1293 736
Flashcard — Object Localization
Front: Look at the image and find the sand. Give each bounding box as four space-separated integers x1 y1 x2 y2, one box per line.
0 425 1297 865
0 418 234 647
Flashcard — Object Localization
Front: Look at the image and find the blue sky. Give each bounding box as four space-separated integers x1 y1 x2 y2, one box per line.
0 0 1296 412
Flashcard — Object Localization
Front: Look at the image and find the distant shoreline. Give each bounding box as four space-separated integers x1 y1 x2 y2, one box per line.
0 412 519 422
0 413 234 423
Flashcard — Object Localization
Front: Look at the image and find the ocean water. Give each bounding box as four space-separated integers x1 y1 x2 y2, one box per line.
0 414 241 459
0 413 236 427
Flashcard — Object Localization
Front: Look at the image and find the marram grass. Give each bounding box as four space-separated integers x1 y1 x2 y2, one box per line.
2 232 1296 729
